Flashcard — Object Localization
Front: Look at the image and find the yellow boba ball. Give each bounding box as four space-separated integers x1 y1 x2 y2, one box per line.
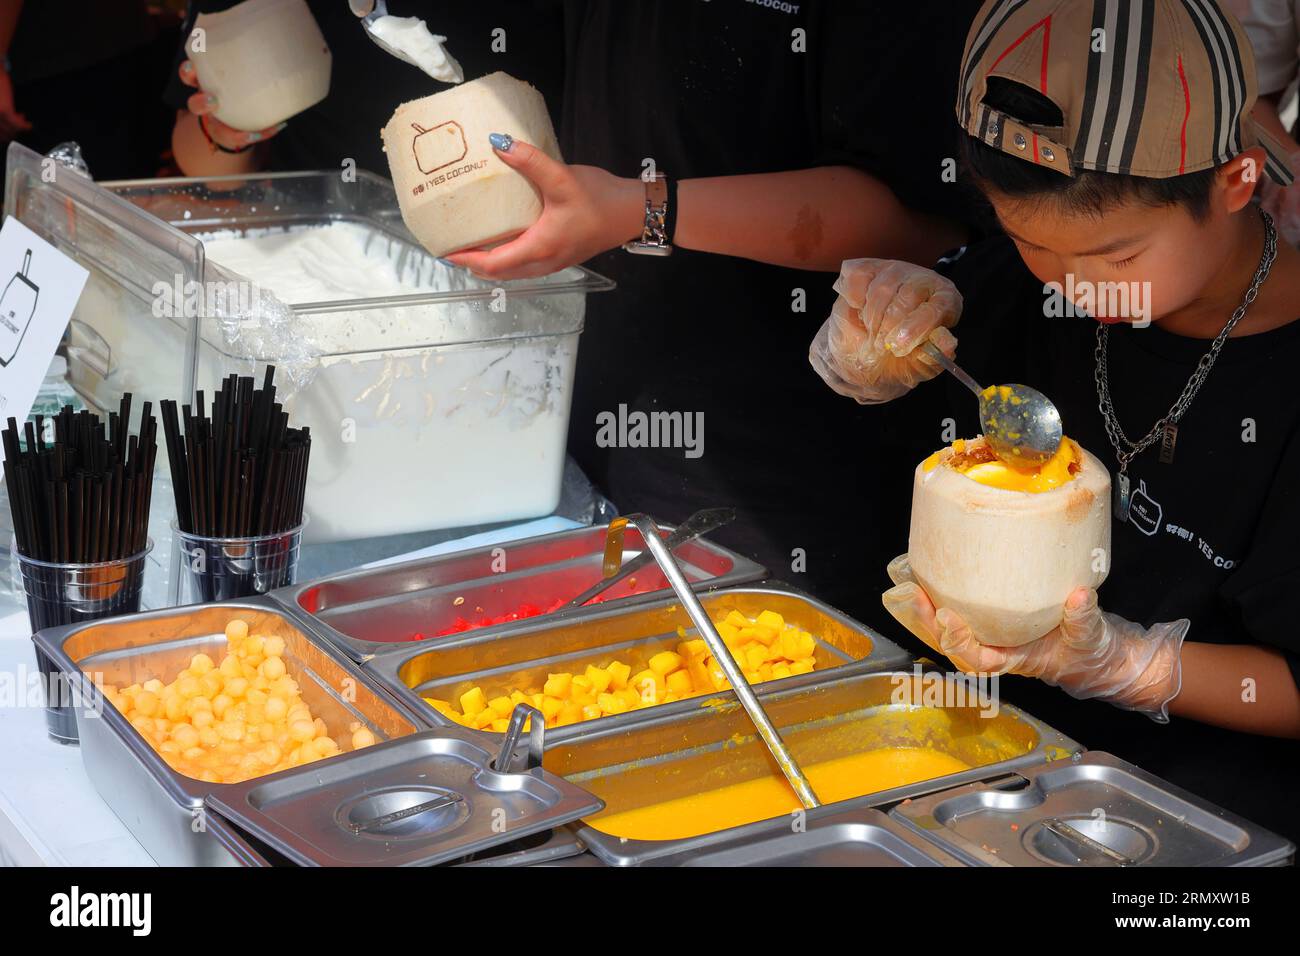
218 720 245 742
224 677 248 699
133 691 159 716
189 653 215 675
199 673 223 699
142 678 165 694
262 636 286 658
176 677 200 700
259 656 286 681
312 736 339 757
290 720 315 742
264 697 288 722
225 620 249 643
352 727 377 750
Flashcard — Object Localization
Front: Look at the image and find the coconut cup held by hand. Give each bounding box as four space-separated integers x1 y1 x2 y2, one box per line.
382 72 562 258
907 436 1111 647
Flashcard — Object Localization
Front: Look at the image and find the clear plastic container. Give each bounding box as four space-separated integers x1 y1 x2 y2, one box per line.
3 144 613 553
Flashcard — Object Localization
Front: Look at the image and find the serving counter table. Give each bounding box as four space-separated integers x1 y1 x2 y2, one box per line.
0 516 583 866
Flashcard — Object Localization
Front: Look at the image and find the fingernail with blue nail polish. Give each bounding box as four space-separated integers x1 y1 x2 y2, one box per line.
488 132 514 152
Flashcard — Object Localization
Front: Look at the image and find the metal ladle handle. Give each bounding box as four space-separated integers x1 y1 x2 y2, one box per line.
620 514 821 810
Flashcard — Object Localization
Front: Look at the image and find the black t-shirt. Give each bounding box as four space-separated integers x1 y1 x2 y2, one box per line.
165 0 566 174
558 0 983 616
936 235 1300 841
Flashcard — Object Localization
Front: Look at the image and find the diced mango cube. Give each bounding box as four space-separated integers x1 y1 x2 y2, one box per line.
755 610 785 631
489 696 514 718
789 659 815 675
666 670 693 696
649 651 683 676
606 660 631 690
631 669 665 703
540 696 563 721
581 703 603 721
472 708 498 730
543 673 572 698
490 718 511 733
677 639 708 660
597 693 628 715
772 663 792 680
716 622 740 643
459 686 487 719
585 665 612 695
724 610 749 629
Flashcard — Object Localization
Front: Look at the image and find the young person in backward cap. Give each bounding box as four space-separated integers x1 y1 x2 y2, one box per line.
810 0 1300 840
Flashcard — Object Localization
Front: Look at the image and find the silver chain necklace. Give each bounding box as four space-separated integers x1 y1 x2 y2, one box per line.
1095 209 1278 522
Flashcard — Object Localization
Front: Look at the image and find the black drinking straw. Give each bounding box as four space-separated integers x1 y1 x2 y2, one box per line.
161 366 310 539
1 396 158 565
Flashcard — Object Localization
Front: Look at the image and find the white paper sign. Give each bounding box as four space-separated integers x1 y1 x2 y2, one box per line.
0 216 89 462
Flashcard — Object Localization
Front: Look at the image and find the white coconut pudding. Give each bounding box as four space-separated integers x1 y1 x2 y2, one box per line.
907 435 1111 647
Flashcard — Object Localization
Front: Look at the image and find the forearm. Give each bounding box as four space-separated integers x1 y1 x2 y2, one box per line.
171 111 266 178
1168 641 1300 738
676 167 967 272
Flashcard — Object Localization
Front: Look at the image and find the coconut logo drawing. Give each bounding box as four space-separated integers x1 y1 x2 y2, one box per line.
1127 480 1162 537
0 250 38 367
411 120 467 175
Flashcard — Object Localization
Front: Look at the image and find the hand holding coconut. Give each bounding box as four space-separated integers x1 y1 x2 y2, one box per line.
444 138 645 280
883 554 1188 722
809 259 961 404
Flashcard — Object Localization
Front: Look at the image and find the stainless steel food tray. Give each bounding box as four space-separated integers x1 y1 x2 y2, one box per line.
274 521 767 663
33 597 430 867
673 808 964 867
368 584 914 745
889 751 1295 867
204 727 602 867
549 669 1081 866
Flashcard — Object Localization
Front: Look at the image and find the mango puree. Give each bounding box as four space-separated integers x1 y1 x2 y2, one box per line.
922 436 1081 494
587 746 969 841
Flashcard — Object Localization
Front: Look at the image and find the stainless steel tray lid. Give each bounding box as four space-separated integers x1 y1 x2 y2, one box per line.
203 727 603 867
889 751 1295 867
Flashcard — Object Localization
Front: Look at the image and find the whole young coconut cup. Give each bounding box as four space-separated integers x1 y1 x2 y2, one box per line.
187 0 332 132
382 72 562 258
907 436 1111 647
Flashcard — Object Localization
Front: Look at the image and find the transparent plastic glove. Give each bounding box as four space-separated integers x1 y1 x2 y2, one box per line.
882 554 1187 722
809 258 961 404
1260 150 1300 246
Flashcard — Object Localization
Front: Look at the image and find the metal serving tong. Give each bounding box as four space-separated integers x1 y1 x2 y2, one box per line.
562 507 736 609
613 514 821 810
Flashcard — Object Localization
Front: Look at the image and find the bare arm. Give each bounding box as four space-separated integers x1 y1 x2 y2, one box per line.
447 140 968 279
677 168 967 272
1169 642 1300 738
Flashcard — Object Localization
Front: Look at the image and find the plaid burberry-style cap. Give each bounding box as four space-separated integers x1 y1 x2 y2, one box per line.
957 0 1296 185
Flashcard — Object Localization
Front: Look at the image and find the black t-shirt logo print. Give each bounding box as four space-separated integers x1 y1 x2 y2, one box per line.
1127 480 1162 537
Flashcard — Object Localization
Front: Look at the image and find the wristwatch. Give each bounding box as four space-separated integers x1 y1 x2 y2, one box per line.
622 172 674 256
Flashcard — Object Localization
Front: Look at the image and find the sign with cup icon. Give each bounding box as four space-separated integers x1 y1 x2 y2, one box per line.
0 217 89 462
0 248 37 366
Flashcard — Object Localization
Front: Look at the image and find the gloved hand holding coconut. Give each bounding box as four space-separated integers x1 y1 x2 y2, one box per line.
882 555 1187 722
808 259 961 404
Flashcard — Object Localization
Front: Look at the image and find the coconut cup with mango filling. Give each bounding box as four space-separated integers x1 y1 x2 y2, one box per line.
907 436 1111 647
